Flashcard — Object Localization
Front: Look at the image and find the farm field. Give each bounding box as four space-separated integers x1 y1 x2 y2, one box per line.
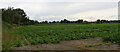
2 23 120 50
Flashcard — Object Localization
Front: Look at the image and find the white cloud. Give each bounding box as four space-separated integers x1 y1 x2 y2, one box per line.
0 1 118 21
1 0 119 2
70 7 118 21
37 7 118 22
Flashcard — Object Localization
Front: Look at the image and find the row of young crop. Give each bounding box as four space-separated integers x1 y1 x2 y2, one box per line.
2 34 30 50
23 29 119 45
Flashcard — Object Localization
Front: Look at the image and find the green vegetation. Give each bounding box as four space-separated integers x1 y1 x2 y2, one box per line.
24 40 28 45
10 23 119 45
9 35 15 47
103 33 120 44
82 43 103 47
2 22 16 50
2 7 120 50
76 43 103 48
16 35 22 47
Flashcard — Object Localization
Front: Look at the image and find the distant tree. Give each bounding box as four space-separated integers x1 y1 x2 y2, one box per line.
44 21 48 23
101 20 108 23
41 21 48 24
60 19 70 23
52 21 56 23
76 19 83 23
49 22 52 23
56 21 60 23
83 20 88 24
96 19 101 23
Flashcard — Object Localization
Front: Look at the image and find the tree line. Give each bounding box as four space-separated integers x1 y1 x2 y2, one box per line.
40 19 120 24
2 7 120 25
2 7 39 25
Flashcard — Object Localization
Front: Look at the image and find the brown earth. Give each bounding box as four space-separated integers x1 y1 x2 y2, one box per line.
14 37 120 50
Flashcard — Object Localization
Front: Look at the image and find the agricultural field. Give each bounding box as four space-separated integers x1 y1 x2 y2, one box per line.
2 23 120 50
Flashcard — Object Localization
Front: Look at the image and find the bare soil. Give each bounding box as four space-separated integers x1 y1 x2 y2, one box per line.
14 37 120 50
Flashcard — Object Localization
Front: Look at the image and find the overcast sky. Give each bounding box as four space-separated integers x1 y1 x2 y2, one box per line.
0 0 119 22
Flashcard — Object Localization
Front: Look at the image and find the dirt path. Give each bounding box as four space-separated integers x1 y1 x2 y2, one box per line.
14 37 120 50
